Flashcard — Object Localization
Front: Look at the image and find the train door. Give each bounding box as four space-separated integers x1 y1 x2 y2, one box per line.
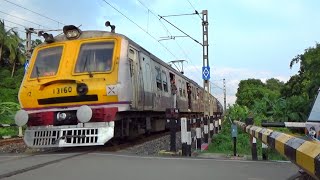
169 73 176 108
161 70 170 109
139 52 153 110
154 63 163 111
186 82 191 110
128 46 142 109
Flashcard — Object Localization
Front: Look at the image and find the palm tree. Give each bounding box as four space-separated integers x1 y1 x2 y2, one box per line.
0 20 26 77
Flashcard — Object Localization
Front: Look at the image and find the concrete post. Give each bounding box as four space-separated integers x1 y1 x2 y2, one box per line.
210 116 214 137
187 118 192 156
203 116 209 143
181 117 187 156
196 118 201 150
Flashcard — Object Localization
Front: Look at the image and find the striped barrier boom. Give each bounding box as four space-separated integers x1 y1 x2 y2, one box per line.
234 120 320 180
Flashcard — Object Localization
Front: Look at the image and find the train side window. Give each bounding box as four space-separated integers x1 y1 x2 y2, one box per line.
128 48 135 60
162 71 168 92
182 81 186 97
129 49 135 77
179 79 182 96
155 67 162 90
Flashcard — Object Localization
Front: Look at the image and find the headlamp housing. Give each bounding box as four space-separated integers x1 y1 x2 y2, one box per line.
63 25 81 40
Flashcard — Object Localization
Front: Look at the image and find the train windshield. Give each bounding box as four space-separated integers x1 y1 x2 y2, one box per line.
30 46 63 78
75 42 114 73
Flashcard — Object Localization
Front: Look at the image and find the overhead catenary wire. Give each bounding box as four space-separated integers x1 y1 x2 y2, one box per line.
0 10 51 29
137 0 204 83
1 18 26 28
102 0 177 59
4 25 39 38
186 0 203 20
138 1 222 91
158 15 203 46
1 0 65 26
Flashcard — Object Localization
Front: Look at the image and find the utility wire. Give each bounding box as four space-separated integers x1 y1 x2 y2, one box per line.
102 0 177 59
1 0 65 26
159 15 203 46
2 18 26 28
186 0 203 20
0 10 51 29
137 0 204 83
4 25 38 38
159 12 197 18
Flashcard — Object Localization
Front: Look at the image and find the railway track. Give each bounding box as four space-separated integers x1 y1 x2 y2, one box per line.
0 138 23 147
0 131 169 179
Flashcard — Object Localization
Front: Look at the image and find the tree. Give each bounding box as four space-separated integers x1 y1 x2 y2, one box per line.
235 79 280 109
289 43 320 101
266 78 284 92
0 20 25 77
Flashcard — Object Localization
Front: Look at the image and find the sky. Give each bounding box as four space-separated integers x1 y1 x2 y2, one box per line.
1 0 320 108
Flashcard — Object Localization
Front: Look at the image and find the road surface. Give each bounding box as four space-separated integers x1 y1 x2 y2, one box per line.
0 152 299 180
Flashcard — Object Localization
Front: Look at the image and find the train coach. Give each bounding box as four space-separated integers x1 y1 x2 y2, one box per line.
14 23 223 148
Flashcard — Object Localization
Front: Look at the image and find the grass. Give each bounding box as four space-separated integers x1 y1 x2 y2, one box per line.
0 111 19 137
205 120 289 161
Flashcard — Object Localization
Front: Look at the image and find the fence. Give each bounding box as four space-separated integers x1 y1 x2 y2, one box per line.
180 114 222 156
0 124 23 139
234 120 320 180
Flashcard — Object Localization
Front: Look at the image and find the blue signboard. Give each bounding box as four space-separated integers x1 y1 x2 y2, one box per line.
24 60 29 73
202 66 210 80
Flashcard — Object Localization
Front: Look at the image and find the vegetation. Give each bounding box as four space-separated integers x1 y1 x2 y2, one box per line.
0 21 42 136
208 42 320 160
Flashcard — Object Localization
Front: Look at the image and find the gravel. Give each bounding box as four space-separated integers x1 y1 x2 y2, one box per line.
0 140 57 154
0 142 28 153
119 132 183 156
0 132 186 155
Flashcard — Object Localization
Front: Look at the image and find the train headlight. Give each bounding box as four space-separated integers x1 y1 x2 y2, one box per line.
14 110 29 126
63 25 81 39
76 105 92 123
77 83 88 96
57 112 67 121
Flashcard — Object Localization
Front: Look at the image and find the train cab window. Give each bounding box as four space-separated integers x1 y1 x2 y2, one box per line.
30 46 63 78
162 71 168 92
75 42 114 73
155 67 162 90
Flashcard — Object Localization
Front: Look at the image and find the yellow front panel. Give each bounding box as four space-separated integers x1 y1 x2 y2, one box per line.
20 36 123 109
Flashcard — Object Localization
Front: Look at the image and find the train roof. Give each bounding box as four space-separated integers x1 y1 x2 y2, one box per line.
50 30 204 89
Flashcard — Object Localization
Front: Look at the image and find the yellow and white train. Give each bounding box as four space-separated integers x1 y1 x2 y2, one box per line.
14 24 223 148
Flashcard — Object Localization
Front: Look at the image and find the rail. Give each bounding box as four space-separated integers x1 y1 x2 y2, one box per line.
0 123 23 139
234 120 320 180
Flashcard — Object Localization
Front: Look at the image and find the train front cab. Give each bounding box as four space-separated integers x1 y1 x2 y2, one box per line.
15 29 129 148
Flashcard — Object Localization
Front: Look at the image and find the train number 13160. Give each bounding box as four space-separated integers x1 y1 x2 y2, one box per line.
53 87 72 94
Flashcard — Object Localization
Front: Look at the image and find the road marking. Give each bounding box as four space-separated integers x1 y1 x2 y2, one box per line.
89 153 292 164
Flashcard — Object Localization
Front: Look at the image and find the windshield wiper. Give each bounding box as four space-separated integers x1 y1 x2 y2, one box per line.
82 54 93 78
36 66 40 82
